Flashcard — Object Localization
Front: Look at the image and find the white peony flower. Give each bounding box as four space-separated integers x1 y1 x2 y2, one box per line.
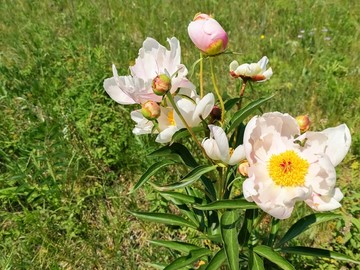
202 125 245 165
131 92 215 143
104 37 195 105
242 112 351 219
229 56 272 82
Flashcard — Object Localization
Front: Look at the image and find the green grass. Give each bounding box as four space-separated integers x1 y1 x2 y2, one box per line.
1 0 359 269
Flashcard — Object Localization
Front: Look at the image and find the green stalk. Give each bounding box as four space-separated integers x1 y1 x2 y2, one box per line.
199 53 204 98
165 92 209 160
210 58 225 124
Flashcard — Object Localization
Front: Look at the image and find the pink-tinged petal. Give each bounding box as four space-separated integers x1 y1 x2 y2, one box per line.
202 137 222 161
155 126 179 143
321 124 351 166
243 177 257 200
103 77 136 105
262 203 294 220
208 125 230 162
305 155 336 195
305 188 343 211
228 144 245 165
192 93 215 124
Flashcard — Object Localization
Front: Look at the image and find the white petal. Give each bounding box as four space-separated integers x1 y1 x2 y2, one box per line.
202 137 222 161
235 64 251 76
103 77 136 105
305 188 343 211
243 177 257 200
321 124 351 166
155 126 179 143
228 144 245 165
306 155 336 195
257 56 269 71
229 60 239 72
192 93 215 125
209 125 230 162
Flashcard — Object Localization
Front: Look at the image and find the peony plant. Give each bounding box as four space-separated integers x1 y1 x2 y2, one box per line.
103 12 358 270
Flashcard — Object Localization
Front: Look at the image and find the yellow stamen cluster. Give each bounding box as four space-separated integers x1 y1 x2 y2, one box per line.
268 150 309 187
167 110 176 126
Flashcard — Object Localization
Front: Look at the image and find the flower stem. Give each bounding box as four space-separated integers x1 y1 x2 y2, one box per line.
199 53 204 98
210 58 225 124
237 79 248 110
165 92 209 159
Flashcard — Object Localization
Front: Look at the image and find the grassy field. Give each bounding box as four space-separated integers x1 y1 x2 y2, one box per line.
1 0 359 269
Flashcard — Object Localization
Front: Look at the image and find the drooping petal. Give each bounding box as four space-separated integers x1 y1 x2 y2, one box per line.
103 77 136 105
321 124 352 166
305 188 343 211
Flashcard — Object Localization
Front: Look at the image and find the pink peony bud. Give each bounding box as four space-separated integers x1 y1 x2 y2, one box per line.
296 115 311 133
141 101 161 120
188 13 228 56
152 74 171 96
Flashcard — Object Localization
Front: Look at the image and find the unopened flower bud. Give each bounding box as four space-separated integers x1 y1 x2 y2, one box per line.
152 74 171 96
141 101 161 120
187 13 228 56
210 105 222 122
296 115 311 133
238 161 249 177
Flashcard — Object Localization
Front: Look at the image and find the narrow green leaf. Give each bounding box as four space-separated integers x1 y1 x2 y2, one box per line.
171 126 205 143
252 252 265 270
143 262 166 269
280 246 360 265
205 248 226 270
130 160 175 193
164 248 212 270
148 144 216 200
160 191 203 204
221 210 240 270
277 213 342 247
194 199 258 210
227 95 274 133
149 143 197 167
149 240 200 253
253 245 295 270
130 212 197 229
151 165 217 191
224 97 241 111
